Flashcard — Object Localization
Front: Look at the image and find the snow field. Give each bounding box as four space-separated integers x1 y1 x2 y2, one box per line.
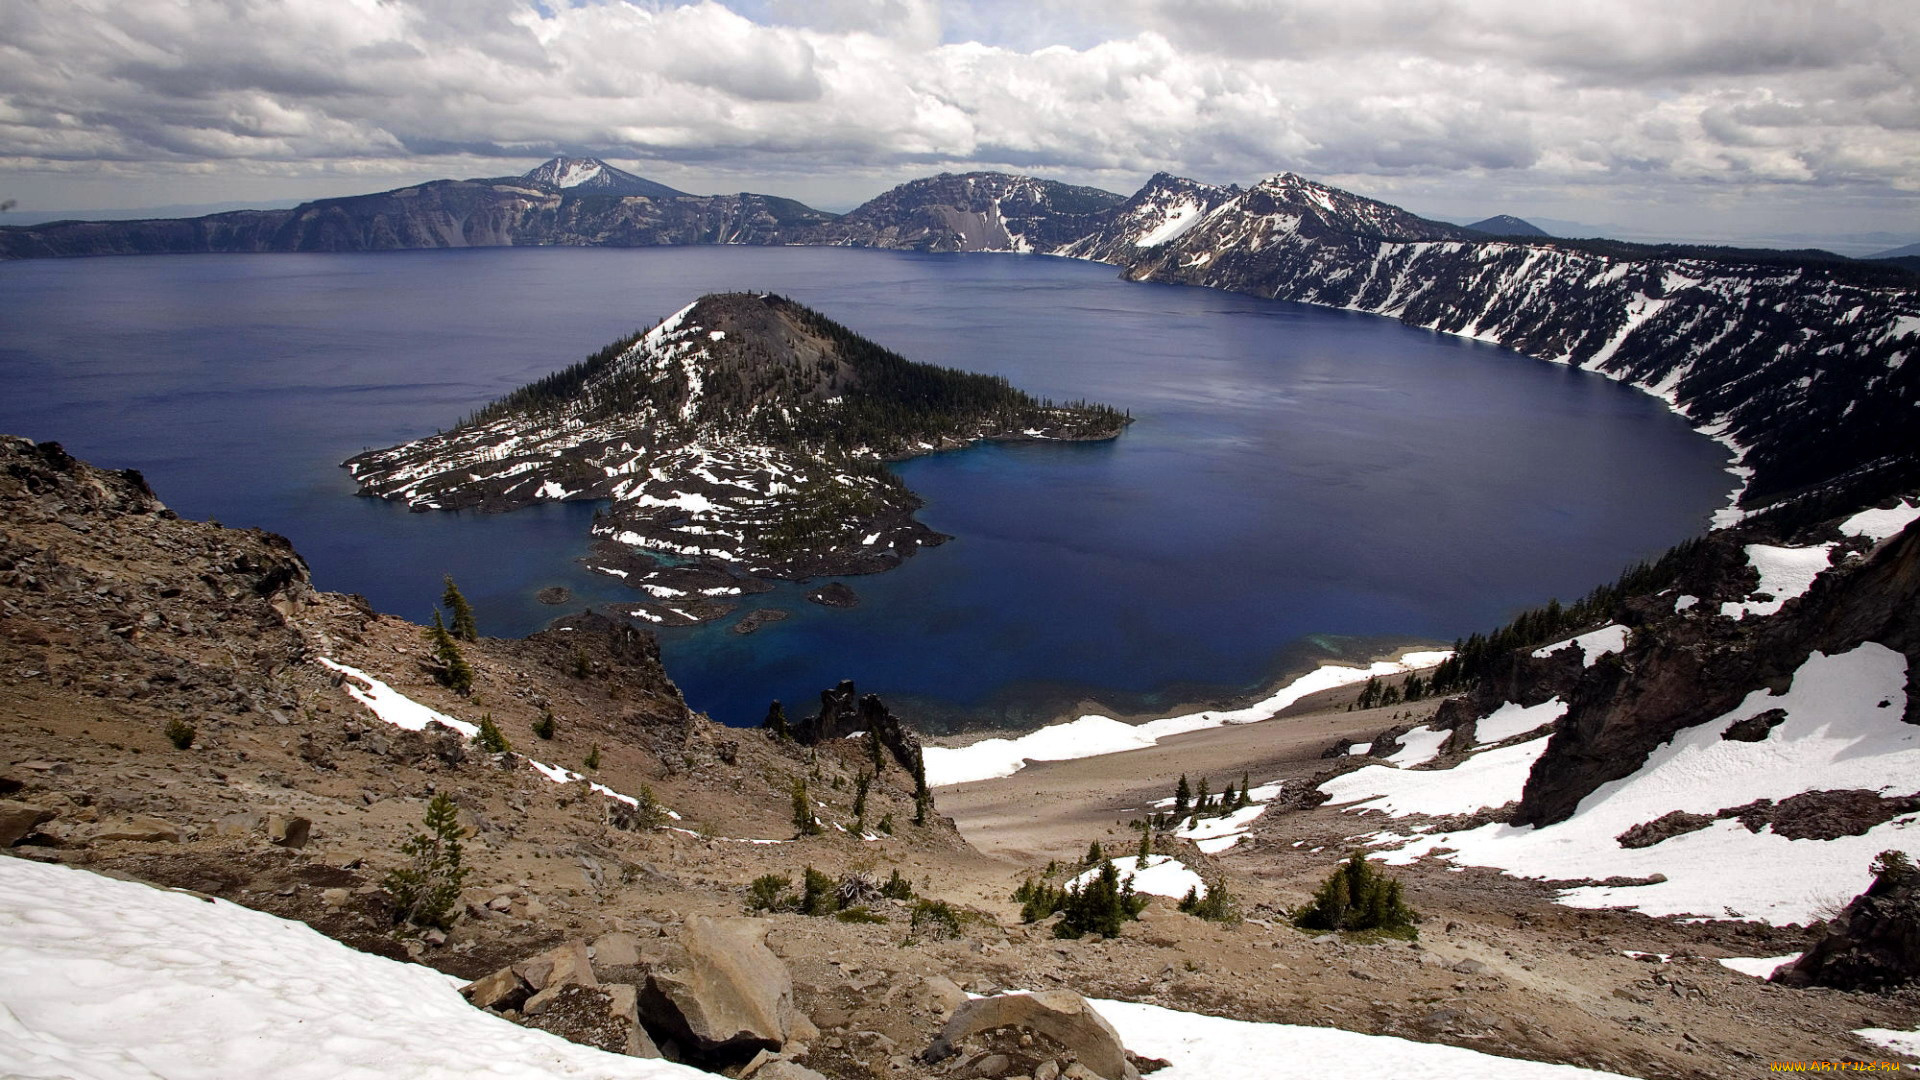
1360 644 1917 923
1071 855 1208 900
1841 499 1919 542
924 651 1453 787
1720 543 1835 620
1321 732 1555 819
0 858 705 1080
1474 698 1568 746
1530 625 1629 668
1089 998 1626 1080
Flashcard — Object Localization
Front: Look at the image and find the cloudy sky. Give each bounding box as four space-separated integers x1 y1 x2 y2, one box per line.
2 0 1916 251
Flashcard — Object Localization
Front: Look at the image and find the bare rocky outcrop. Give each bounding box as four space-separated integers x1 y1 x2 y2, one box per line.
1776 852 1920 991
794 681 926 779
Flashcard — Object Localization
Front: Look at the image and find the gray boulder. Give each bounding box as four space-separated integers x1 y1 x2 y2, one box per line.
639 916 813 1064
925 990 1138 1080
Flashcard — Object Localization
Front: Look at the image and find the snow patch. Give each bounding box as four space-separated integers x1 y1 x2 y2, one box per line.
0 858 705 1080
1530 626 1629 668
924 651 1452 787
1841 500 1919 543
1719 543 1835 620
1073 855 1207 899
1719 953 1801 979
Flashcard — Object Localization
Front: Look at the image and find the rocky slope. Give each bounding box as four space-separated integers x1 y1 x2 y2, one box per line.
805 172 1125 253
12 436 1920 1079
342 293 1128 619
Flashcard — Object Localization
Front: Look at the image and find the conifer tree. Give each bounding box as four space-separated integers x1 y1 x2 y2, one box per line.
383 793 469 930
1136 825 1152 865
1173 774 1191 817
911 753 932 826
1237 772 1253 810
1195 776 1211 815
473 714 510 753
791 777 822 836
1293 851 1418 937
425 611 474 695
442 575 478 642
764 700 789 738
852 770 872 832
1086 840 1104 865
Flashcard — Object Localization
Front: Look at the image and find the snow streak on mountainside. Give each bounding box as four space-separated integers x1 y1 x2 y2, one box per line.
344 293 1128 621
807 172 1126 253
1109 172 1920 513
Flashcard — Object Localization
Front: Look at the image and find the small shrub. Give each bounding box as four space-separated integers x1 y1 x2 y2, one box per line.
1084 841 1104 866
880 868 914 900
1293 852 1418 938
801 865 836 915
384 793 469 930
909 899 964 941
572 647 591 679
747 873 795 912
1178 878 1238 923
532 710 555 740
628 784 667 830
164 718 197 750
836 905 887 924
877 812 894 835
1013 877 1068 924
472 714 511 753
584 744 600 771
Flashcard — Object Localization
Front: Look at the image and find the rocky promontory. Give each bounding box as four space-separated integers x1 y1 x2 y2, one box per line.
344 292 1129 620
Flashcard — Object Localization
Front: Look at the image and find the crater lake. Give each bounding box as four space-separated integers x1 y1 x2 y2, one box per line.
0 247 1737 729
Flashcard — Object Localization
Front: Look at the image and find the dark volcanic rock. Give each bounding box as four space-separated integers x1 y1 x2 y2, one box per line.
1776 851 1920 990
805 583 859 608
730 608 790 635
536 586 572 605
793 680 926 779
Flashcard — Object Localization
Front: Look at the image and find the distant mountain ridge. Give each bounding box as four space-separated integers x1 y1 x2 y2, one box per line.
3 156 1915 520
1465 214 1550 237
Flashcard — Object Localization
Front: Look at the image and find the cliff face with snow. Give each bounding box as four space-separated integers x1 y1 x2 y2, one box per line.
1094 173 1920 512
1320 501 1920 925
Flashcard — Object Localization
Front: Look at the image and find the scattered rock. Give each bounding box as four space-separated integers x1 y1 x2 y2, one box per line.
213 812 263 837
638 916 811 1066
925 991 1139 1080
88 815 182 843
461 939 598 1015
754 1063 829 1080
1615 811 1713 849
0 800 54 846
266 813 311 848
591 930 641 969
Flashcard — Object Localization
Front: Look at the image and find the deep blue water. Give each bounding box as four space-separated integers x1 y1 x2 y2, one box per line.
0 247 1735 729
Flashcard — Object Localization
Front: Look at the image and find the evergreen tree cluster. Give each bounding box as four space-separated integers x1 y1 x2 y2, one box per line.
1013 860 1148 938
1426 538 1704 695
1149 772 1254 831
747 866 914 917
1177 879 1237 923
1292 852 1418 938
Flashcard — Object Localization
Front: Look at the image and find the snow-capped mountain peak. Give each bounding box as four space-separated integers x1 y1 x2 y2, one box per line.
518 156 691 199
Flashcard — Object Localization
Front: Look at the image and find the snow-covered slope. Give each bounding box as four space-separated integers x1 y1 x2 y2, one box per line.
519 156 691 199
0 857 702 1080
1317 513 1920 925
